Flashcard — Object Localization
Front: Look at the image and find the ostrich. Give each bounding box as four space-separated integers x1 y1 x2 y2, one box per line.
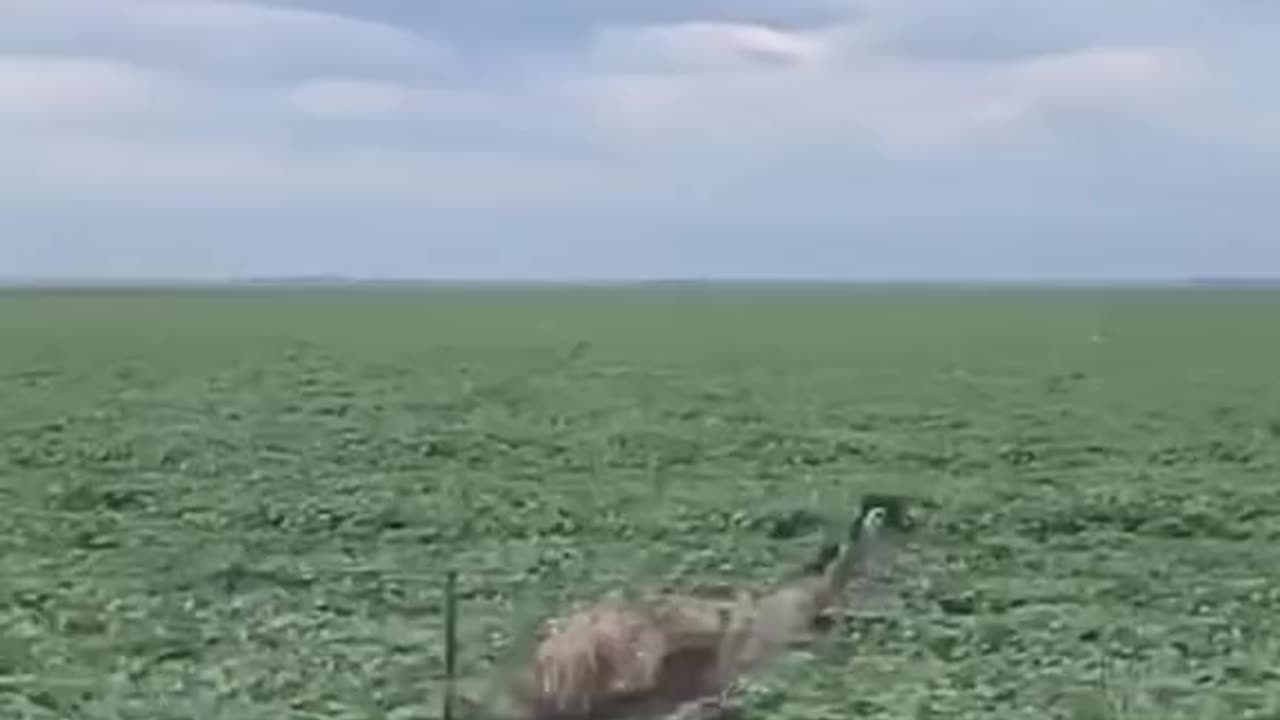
466 495 912 720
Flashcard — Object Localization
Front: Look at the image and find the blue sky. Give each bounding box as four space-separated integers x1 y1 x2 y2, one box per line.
1 0 1276 280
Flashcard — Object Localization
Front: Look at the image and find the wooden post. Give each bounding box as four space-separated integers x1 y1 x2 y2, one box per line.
443 569 458 720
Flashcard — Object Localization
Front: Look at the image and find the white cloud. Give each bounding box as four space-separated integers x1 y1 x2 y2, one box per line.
569 31 1212 158
0 56 160 115
0 0 448 80
590 22 829 72
1007 45 1204 114
0 0 1278 277
285 78 426 117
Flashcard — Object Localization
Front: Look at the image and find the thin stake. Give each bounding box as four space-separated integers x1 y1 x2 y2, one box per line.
443 569 459 720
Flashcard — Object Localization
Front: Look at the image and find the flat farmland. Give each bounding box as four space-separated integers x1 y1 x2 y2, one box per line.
1 286 1278 720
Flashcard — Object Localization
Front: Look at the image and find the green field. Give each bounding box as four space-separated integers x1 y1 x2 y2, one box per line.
1 286 1278 720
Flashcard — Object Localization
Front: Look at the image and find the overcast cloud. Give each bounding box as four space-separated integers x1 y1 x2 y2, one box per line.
1 0 1276 280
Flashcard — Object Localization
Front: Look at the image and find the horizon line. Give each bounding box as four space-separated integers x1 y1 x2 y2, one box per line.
1 275 1279 290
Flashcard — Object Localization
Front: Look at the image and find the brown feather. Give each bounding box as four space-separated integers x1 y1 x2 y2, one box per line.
479 496 911 720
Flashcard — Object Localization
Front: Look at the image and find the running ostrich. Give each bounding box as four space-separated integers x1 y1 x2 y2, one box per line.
467 495 911 720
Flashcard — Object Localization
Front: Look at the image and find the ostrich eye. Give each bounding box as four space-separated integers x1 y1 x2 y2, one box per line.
863 507 888 529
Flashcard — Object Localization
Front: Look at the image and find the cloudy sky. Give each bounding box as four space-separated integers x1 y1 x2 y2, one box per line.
1 0 1276 280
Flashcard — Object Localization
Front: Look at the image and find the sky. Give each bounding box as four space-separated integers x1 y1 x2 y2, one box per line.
1 0 1277 281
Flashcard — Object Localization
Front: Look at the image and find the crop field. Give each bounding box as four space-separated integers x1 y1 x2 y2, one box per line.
1 285 1279 720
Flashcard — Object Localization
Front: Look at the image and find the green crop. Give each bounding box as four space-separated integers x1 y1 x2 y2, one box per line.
1 285 1277 719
